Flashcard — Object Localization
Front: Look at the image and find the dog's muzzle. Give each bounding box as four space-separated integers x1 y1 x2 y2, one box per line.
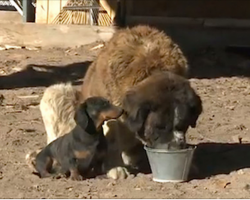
173 131 186 145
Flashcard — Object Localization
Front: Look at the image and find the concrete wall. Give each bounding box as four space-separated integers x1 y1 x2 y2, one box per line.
0 11 22 23
1 18 250 54
0 22 115 49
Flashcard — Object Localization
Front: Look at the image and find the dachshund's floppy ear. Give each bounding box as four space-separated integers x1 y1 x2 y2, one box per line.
74 103 89 130
123 90 150 132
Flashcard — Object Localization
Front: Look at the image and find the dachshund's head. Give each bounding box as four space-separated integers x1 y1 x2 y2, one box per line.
75 97 124 131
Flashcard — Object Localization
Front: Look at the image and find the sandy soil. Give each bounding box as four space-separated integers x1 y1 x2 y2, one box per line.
1 43 250 198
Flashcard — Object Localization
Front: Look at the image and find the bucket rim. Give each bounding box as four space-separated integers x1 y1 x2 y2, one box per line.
152 178 186 183
144 145 197 153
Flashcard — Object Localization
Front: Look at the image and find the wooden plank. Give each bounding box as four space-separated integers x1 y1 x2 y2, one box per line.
36 0 68 24
36 0 48 23
99 0 116 20
126 16 204 27
126 0 250 19
126 15 250 29
48 0 68 24
204 19 250 29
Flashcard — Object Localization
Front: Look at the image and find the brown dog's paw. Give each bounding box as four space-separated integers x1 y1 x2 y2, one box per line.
39 171 52 179
96 174 107 180
52 173 67 180
107 167 130 180
70 174 83 181
70 169 84 181
25 149 42 172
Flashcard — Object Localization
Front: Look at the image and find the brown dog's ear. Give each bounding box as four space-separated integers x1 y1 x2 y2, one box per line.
123 91 150 132
74 103 89 130
187 89 203 128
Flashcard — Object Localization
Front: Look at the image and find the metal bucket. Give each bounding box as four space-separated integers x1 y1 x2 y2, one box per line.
144 146 196 183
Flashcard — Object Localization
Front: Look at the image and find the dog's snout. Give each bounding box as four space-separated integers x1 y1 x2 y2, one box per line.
166 131 187 150
103 106 124 120
116 107 124 116
111 105 123 116
173 131 186 143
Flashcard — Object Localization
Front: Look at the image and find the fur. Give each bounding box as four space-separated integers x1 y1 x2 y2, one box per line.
40 82 82 144
122 72 202 149
82 25 188 103
80 25 200 179
28 25 200 180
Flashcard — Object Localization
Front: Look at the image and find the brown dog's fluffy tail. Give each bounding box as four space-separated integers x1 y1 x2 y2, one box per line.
40 82 82 144
25 149 42 172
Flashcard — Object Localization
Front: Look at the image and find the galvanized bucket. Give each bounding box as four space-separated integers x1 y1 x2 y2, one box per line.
144 146 196 183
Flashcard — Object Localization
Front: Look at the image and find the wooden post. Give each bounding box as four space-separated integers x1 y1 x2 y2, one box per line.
113 0 126 27
23 0 35 22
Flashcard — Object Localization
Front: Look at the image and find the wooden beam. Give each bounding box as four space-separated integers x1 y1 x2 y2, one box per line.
126 16 204 27
126 16 250 29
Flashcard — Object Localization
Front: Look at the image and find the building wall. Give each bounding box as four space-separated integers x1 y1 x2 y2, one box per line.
126 0 250 19
35 0 250 25
35 0 118 24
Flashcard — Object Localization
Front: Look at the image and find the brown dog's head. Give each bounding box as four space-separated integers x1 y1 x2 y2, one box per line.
123 72 202 149
74 97 124 131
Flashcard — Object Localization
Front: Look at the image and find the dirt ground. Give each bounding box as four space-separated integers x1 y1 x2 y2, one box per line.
1 43 250 198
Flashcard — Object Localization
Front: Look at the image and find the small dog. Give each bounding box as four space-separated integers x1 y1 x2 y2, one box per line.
34 96 123 181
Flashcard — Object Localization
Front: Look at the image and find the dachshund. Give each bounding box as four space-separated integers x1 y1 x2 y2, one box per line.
34 96 123 180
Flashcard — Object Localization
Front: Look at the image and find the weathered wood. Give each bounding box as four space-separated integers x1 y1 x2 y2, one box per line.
126 16 204 27
36 0 68 24
204 19 250 29
125 0 250 19
99 0 117 21
126 16 250 29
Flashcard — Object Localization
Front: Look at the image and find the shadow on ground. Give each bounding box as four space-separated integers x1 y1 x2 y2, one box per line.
0 61 92 89
189 142 250 180
187 46 250 79
134 142 250 181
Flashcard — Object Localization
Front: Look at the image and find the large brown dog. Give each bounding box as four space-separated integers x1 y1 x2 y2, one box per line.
81 25 202 179
26 25 202 179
